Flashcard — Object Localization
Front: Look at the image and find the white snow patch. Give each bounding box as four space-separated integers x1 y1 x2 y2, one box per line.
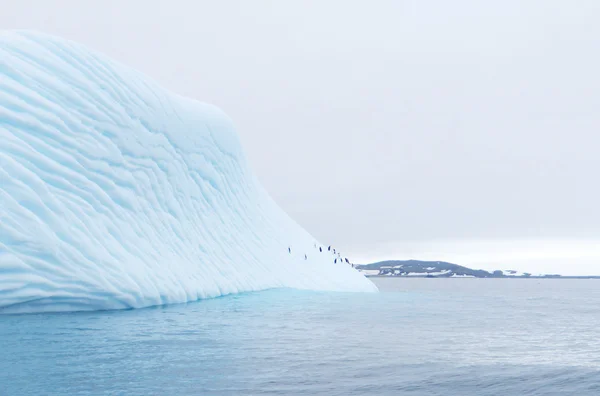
359 270 380 276
502 270 525 277
404 270 451 277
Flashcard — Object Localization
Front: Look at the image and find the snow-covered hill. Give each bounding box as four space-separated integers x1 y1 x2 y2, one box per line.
357 260 492 277
356 260 565 278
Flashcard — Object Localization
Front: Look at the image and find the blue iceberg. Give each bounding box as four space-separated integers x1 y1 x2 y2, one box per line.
0 31 377 313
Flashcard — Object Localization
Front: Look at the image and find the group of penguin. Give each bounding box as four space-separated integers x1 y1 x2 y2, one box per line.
287 245 354 268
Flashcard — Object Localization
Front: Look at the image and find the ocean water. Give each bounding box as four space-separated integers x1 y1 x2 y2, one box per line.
1 278 600 395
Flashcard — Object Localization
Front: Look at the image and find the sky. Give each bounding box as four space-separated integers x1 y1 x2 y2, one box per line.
2 0 600 274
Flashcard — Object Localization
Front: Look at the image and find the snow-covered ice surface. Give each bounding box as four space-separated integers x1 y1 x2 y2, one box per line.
0 31 377 314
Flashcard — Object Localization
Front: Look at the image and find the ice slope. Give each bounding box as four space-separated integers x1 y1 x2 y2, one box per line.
0 31 377 313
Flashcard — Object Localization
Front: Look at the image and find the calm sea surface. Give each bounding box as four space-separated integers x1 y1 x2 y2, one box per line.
2 278 600 395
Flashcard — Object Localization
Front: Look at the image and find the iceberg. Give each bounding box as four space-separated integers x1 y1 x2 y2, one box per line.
0 31 377 313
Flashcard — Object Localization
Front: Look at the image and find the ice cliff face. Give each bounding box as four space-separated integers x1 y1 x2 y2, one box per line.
0 31 376 313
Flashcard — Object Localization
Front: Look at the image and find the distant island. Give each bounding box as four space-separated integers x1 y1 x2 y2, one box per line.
356 260 599 279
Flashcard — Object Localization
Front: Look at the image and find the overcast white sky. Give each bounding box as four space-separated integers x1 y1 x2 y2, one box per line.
2 0 600 274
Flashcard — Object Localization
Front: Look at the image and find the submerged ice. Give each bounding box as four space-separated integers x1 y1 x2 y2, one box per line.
0 31 376 313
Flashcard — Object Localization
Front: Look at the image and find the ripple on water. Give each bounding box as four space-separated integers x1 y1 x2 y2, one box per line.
1 279 600 395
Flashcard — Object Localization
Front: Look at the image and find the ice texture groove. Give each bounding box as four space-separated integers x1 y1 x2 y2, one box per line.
0 31 377 313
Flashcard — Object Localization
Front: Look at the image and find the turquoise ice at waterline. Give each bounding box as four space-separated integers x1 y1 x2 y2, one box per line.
0 30 376 314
